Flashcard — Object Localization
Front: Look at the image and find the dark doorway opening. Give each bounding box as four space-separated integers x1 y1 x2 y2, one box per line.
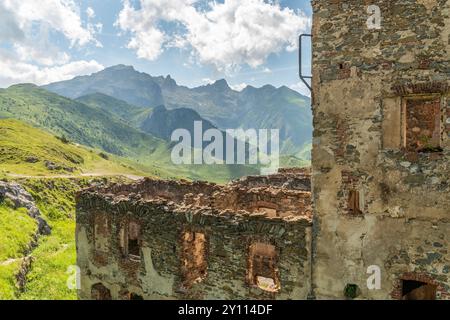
128 238 140 257
129 293 144 300
402 280 436 300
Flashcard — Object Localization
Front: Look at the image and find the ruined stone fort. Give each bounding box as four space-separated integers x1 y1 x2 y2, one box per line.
76 0 450 300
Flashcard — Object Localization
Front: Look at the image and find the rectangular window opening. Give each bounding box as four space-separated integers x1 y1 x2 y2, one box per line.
404 97 442 153
181 231 208 287
127 221 141 260
348 190 362 215
93 214 109 252
247 242 280 293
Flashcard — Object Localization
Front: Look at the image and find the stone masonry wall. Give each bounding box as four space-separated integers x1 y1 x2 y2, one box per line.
76 171 312 300
311 0 450 299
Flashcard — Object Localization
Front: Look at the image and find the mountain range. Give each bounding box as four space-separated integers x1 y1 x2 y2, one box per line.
0 83 260 182
44 65 312 156
0 65 312 182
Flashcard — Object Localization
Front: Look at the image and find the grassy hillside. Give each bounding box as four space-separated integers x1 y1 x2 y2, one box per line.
0 119 147 178
0 84 169 159
18 178 88 300
76 93 152 127
0 177 132 300
0 87 257 183
0 118 259 183
0 204 37 299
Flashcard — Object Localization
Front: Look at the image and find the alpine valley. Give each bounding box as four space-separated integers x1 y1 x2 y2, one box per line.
0 64 311 300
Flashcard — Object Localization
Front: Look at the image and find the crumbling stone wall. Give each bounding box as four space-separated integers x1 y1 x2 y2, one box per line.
76 170 312 300
232 168 311 190
311 0 450 299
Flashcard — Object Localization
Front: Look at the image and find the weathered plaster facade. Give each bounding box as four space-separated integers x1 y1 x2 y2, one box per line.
311 0 450 299
76 169 312 300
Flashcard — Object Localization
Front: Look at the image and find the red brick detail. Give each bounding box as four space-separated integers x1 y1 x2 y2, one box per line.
381 61 393 70
391 272 448 300
92 252 109 267
341 171 359 185
334 118 350 161
392 82 449 95
418 59 431 69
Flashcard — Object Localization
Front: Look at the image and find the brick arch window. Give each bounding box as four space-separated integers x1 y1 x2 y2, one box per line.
391 273 445 300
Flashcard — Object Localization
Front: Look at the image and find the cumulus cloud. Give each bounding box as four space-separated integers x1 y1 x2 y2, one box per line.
201 78 215 85
14 42 71 66
0 0 103 87
116 0 310 72
0 2 25 42
2 0 100 47
0 50 104 87
116 0 165 60
230 83 248 91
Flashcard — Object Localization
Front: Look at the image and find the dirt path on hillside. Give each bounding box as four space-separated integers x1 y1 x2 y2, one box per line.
0 258 21 266
6 173 145 181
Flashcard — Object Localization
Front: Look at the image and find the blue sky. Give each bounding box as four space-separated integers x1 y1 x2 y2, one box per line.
0 0 312 95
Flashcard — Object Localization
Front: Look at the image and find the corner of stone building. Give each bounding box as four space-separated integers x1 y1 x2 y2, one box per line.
310 0 450 300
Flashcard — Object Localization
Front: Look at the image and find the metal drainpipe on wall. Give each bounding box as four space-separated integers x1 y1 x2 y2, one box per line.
299 33 315 299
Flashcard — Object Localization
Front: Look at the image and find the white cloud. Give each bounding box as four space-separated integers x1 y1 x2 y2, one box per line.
201 78 215 85
290 82 311 97
116 0 310 72
230 83 248 91
0 2 25 42
86 7 96 19
0 0 104 87
14 43 71 66
127 28 165 60
115 0 166 60
2 0 100 47
0 50 104 87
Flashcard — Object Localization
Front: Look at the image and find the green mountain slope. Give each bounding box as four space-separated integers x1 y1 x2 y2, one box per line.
140 105 217 140
0 88 258 183
0 119 146 177
238 85 312 155
0 84 170 159
76 93 152 127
